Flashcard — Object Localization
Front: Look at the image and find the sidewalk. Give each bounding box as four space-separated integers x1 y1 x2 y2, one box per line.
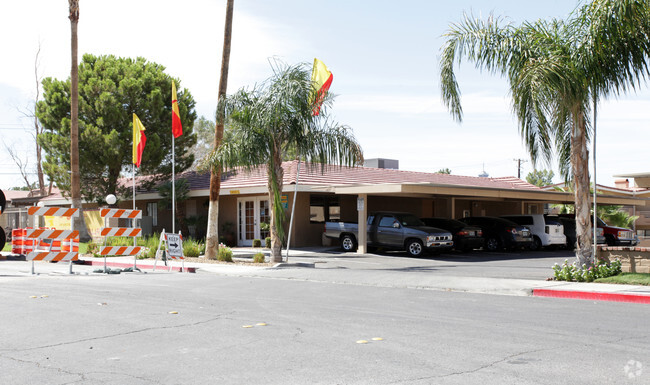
2 248 650 304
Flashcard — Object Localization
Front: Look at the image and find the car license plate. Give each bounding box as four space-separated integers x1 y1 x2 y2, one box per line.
522 230 529 237
469 231 475 236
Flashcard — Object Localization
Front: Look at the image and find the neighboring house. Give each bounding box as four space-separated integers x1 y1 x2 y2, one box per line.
18 161 648 248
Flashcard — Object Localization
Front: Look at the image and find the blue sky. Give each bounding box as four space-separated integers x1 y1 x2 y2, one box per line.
1 0 648 191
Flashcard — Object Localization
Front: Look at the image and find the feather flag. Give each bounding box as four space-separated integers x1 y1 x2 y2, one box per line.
132 113 147 168
310 58 333 116
172 81 183 138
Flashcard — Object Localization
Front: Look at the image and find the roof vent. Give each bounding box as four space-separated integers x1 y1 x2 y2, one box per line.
364 158 399 170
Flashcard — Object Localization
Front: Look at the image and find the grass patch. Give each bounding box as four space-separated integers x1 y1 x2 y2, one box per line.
595 273 650 286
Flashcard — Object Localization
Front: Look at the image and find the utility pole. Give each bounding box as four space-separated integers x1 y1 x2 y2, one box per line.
513 158 528 179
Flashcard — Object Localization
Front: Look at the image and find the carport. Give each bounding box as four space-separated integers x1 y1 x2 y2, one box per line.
332 182 648 253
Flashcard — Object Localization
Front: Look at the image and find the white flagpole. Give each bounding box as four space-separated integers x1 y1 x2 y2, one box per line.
133 163 137 259
172 134 176 234
132 163 136 210
285 159 300 262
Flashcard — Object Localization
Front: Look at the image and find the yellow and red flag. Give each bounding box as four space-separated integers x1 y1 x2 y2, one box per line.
172 81 183 138
132 113 147 168
310 58 333 116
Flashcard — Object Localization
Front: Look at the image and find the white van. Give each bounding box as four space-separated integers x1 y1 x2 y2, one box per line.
500 214 566 250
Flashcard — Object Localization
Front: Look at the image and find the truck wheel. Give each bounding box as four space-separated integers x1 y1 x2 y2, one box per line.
529 236 542 251
485 237 500 252
340 234 357 252
406 239 424 257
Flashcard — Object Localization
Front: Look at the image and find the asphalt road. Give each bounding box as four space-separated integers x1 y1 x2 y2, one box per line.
0 268 648 384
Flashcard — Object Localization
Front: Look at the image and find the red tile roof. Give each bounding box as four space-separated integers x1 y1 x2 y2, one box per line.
175 160 541 192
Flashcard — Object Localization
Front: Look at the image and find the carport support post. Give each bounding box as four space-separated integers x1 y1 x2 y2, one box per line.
357 194 367 254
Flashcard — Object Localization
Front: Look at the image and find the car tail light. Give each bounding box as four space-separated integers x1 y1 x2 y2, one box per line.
456 230 468 236
506 227 517 235
477 230 483 237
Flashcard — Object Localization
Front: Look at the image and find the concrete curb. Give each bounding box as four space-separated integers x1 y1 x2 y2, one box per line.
532 288 650 304
80 259 196 273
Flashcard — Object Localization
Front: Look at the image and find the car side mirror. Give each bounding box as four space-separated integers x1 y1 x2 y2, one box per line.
393 221 400 229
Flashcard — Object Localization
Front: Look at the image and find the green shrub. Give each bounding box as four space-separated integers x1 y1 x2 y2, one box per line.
252 239 262 248
218 244 233 262
183 238 202 258
265 237 271 249
87 242 99 254
553 259 622 282
253 252 266 263
184 244 200 258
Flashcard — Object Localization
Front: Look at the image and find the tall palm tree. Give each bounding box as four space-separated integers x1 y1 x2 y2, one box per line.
439 0 650 267
205 0 234 260
68 0 91 241
208 62 364 262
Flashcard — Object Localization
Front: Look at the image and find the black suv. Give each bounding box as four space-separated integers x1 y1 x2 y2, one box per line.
459 216 532 252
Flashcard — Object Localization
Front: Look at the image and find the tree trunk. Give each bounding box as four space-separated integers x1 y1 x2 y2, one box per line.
69 1 91 242
268 150 285 263
205 0 234 259
571 107 593 268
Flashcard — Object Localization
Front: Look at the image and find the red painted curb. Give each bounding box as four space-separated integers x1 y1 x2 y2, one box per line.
533 289 650 304
80 260 195 273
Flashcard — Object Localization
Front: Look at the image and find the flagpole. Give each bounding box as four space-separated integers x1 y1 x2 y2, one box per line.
285 159 300 262
172 134 176 234
133 163 137 257
132 163 136 211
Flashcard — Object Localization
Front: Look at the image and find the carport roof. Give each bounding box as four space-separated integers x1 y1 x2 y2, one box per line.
193 161 643 206
185 160 543 192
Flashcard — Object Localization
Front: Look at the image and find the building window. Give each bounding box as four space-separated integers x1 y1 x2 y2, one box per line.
309 195 340 223
147 202 158 226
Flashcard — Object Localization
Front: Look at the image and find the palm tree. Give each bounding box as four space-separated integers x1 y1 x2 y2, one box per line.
205 0 234 260
208 62 364 262
68 0 91 241
439 0 650 267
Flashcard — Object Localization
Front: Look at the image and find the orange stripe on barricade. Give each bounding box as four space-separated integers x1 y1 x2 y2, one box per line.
99 246 142 256
100 209 142 219
28 207 79 217
100 227 142 237
27 252 78 262
25 229 79 240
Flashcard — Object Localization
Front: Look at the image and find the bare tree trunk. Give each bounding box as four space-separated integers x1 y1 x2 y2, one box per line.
205 0 234 259
69 0 91 242
572 107 593 268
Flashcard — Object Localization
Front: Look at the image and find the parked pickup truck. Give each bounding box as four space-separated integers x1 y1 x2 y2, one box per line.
324 212 453 257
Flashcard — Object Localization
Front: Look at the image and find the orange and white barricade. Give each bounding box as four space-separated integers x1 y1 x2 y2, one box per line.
100 209 142 272
25 207 79 274
11 228 32 255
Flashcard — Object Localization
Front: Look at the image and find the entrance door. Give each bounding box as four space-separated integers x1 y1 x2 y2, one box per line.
237 197 270 246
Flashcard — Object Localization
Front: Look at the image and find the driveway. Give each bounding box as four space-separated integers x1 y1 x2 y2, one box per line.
283 247 575 281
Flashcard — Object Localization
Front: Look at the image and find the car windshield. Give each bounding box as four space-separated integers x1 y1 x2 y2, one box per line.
395 214 424 227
